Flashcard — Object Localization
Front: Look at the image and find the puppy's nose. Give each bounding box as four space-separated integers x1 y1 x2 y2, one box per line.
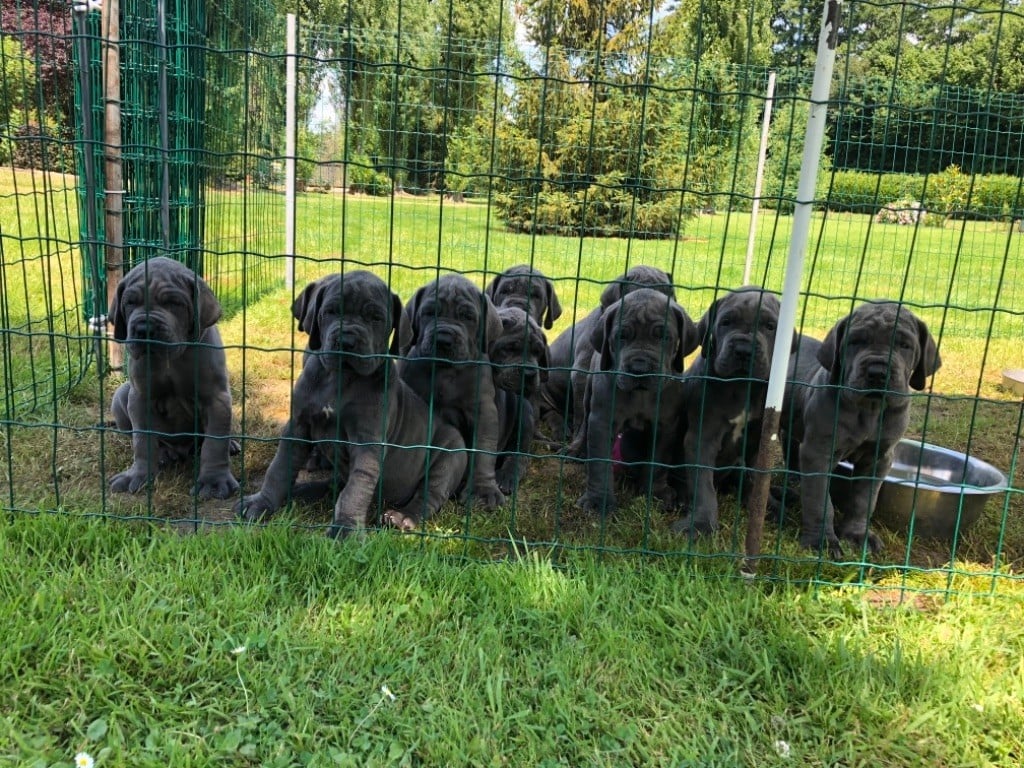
132 320 155 339
340 330 359 351
625 358 654 376
865 361 891 385
433 328 457 353
731 338 753 359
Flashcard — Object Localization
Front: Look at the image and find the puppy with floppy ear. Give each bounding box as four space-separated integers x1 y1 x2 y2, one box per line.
538 265 676 444
108 256 238 499
399 273 507 510
575 288 698 516
781 301 941 557
485 264 562 330
235 270 466 537
669 287 787 538
488 306 550 494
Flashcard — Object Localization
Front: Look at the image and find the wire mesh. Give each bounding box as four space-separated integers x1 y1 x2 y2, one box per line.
1 0 1022 597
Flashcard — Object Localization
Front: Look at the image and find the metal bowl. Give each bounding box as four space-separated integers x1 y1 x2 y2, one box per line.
834 439 1009 542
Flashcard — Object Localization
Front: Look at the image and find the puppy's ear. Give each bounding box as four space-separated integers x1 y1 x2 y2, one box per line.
482 293 503 352
302 282 328 351
696 298 720 359
595 303 619 371
673 302 699 372
537 326 551 382
109 277 129 342
389 291 409 356
193 275 222 335
543 278 562 330
600 277 626 308
910 314 942 390
401 284 427 354
292 279 322 333
484 274 502 305
817 315 848 384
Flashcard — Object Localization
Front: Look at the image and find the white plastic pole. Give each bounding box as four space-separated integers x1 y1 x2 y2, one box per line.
743 70 776 286
284 13 297 290
744 0 842 570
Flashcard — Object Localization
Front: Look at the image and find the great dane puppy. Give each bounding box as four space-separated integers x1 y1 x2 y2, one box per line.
108 256 238 499
538 265 675 443
485 264 562 330
670 287 786 537
489 306 550 493
400 273 506 509
781 301 941 557
235 271 466 537
576 288 698 515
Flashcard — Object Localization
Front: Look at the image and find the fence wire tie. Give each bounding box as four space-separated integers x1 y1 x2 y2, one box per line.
72 0 103 13
87 315 108 333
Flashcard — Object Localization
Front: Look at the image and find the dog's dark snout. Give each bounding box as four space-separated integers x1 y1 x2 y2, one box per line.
865 361 891 384
625 358 654 376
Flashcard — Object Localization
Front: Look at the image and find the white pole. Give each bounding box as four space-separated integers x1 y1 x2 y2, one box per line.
744 0 842 570
284 13 297 290
743 70 776 286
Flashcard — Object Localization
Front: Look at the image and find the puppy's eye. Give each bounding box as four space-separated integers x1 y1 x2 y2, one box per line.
764 321 777 332
457 305 475 322
649 324 666 339
719 317 732 327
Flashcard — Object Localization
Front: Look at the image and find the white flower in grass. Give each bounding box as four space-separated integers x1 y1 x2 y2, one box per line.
74 752 95 768
773 740 791 758
380 684 396 702
232 645 247 656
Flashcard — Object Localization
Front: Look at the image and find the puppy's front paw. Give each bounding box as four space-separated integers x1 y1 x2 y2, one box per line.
234 493 276 523
670 514 717 539
476 484 507 510
839 524 884 555
384 508 420 531
576 491 616 516
194 471 240 500
799 532 844 560
109 466 152 494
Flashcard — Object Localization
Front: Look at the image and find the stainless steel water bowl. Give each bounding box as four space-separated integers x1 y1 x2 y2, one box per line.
836 439 1009 542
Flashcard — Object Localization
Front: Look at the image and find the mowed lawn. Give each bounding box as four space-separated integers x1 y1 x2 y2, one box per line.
1 514 1023 767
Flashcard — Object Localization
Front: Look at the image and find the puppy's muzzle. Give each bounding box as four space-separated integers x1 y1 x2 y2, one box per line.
617 355 660 390
127 316 175 355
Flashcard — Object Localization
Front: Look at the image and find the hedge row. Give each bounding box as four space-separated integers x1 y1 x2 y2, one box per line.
824 168 1024 220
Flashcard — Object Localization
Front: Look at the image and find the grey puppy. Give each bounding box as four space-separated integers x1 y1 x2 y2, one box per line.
489 306 550 493
576 288 698 515
538 265 675 443
670 287 787 537
108 256 238 499
235 271 466 537
485 264 562 330
781 301 941 557
400 273 506 509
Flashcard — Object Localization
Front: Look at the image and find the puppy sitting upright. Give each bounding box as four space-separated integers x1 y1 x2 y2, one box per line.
235 271 466 537
488 305 550 493
108 256 238 499
576 288 698 516
671 287 787 537
781 301 941 557
400 274 505 510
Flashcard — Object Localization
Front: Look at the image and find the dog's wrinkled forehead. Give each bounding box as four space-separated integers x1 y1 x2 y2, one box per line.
323 273 391 317
849 302 918 347
620 289 675 329
497 305 545 346
720 290 781 329
423 277 481 321
123 259 191 303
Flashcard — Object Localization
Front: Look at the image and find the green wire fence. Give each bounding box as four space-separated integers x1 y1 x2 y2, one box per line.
0 0 1022 596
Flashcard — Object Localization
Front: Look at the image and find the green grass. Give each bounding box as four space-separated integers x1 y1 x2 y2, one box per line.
1 514 1022 767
